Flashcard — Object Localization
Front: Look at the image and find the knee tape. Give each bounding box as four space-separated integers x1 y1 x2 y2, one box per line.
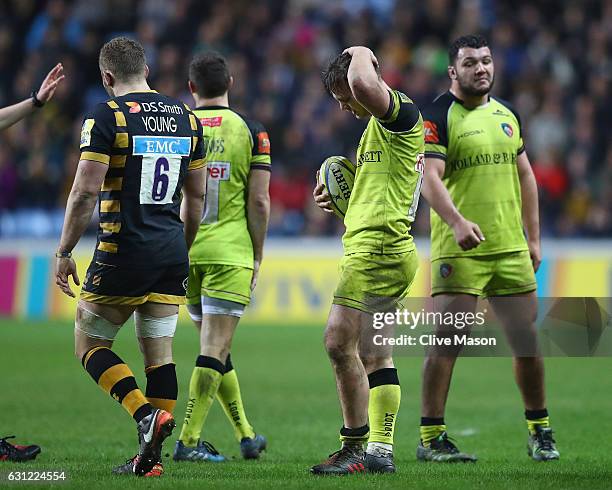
201 296 245 318
134 312 178 338
75 307 122 341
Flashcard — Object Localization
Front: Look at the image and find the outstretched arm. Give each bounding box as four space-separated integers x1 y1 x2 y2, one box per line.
0 63 64 130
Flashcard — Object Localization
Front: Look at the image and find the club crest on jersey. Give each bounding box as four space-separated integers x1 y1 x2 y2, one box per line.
440 263 453 279
126 102 141 113
501 123 513 138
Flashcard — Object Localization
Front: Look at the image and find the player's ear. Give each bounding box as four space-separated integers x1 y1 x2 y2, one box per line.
143 64 150 78
448 65 457 80
188 80 196 94
228 76 234 91
102 70 114 87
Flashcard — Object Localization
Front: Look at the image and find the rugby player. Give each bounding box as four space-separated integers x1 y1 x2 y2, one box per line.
418 34 559 462
311 46 424 474
174 52 270 462
54 37 206 476
0 62 63 463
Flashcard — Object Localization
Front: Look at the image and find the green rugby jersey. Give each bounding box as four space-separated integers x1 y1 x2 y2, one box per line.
189 106 271 268
343 90 424 255
424 92 529 260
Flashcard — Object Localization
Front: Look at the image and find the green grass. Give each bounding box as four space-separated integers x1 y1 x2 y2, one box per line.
1 319 611 489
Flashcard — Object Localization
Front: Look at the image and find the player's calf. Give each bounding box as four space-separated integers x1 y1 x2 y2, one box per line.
81 345 153 421
363 367 400 473
135 311 179 414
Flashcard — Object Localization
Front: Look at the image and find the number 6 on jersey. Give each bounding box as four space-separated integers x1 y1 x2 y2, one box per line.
133 135 192 205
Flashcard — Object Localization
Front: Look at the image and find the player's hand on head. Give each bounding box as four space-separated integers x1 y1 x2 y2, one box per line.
37 63 65 103
452 218 485 251
313 171 334 214
528 240 541 272
342 46 378 67
55 257 80 298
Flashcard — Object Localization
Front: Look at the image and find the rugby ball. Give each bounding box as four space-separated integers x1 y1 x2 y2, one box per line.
318 156 356 218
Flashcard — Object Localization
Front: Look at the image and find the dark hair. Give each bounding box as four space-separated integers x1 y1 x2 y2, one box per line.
189 52 231 98
449 34 489 64
321 52 352 96
99 36 146 81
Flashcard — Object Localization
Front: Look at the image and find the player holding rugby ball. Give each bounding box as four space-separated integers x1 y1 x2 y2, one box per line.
311 46 424 475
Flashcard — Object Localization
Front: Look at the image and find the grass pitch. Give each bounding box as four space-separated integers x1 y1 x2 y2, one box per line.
1 319 611 489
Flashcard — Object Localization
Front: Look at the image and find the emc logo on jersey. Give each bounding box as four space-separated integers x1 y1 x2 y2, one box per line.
501 123 513 138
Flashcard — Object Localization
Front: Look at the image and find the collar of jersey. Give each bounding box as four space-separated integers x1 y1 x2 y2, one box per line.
195 105 229 110
448 91 491 109
122 90 159 95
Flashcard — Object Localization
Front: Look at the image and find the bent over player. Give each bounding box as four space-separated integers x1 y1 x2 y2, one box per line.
174 52 270 462
312 46 424 474
54 37 206 477
418 35 559 462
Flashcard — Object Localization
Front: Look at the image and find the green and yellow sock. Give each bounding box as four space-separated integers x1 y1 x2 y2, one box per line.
82 346 152 423
367 368 400 449
420 417 446 446
178 355 225 447
216 354 256 441
525 408 550 434
145 363 178 414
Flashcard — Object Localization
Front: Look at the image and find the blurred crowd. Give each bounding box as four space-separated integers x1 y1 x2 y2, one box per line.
0 0 610 238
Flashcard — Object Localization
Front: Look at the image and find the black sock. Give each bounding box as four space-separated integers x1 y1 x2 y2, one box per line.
525 408 548 420
340 424 369 450
196 355 226 374
145 363 178 414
